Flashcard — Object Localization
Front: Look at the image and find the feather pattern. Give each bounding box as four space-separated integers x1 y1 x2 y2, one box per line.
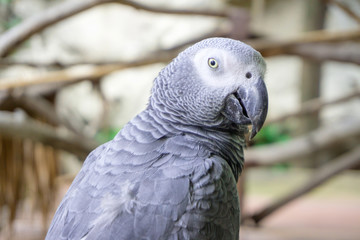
47 106 244 240
46 37 267 240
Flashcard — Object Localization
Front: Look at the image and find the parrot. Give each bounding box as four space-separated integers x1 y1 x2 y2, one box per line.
46 37 268 240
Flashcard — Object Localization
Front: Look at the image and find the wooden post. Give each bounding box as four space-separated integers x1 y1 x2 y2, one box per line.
300 0 326 131
299 0 326 166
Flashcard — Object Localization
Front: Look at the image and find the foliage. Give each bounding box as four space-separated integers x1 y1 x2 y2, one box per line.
254 124 291 146
253 124 292 170
3 16 21 29
0 0 13 5
0 0 22 30
95 127 121 143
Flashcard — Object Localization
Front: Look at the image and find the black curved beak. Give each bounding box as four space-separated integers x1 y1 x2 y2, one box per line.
224 78 268 139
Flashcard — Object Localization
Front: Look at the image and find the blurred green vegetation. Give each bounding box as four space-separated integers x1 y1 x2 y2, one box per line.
253 124 292 171
254 124 291 146
3 16 21 29
95 127 121 143
0 0 22 30
0 0 13 4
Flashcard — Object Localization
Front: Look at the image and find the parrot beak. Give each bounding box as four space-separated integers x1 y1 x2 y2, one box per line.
224 77 268 139
242 78 268 139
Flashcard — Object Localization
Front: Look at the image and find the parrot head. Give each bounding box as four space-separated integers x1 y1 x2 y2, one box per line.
151 37 268 139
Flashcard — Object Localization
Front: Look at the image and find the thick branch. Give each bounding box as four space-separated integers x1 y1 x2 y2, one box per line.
0 111 98 158
266 89 360 125
0 0 227 58
245 120 360 167
0 28 228 69
0 59 103 68
119 0 227 17
287 42 360 65
0 50 175 91
1 95 61 125
0 0 108 58
1 28 359 92
0 94 84 135
247 29 360 57
2 42 359 68
245 146 360 224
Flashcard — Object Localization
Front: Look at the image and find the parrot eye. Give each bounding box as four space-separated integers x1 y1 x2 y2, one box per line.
246 72 252 79
208 58 218 69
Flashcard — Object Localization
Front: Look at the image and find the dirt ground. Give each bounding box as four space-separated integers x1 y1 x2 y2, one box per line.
241 196 360 240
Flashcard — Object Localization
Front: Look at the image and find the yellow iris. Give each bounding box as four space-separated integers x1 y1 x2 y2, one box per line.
208 58 218 69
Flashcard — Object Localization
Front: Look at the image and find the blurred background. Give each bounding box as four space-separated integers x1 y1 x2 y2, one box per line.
0 0 360 239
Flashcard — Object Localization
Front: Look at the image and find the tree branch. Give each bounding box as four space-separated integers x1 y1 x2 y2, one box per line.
0 111 98 158
0 0 227 58
118 0 227 17
0 94 85 136
0 0 107 58
247 29 360 57
245 120 360 167
1 29 359 92
0 50 175 91
0 95 60 125
287 42 360 65
244 145 360 224
326 0 360 24
265 89 360 125
0 27 229 69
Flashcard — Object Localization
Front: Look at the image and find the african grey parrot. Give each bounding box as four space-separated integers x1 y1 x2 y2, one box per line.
46 37 268 240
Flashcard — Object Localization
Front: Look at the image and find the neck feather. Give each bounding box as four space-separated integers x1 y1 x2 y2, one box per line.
144 106 246 180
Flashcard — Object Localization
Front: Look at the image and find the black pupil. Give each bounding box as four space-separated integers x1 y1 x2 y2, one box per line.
210 60 216 66
246 72 252 78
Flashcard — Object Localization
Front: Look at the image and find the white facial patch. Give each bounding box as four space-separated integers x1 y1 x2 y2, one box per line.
192 47 264 93
193 48 243 89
